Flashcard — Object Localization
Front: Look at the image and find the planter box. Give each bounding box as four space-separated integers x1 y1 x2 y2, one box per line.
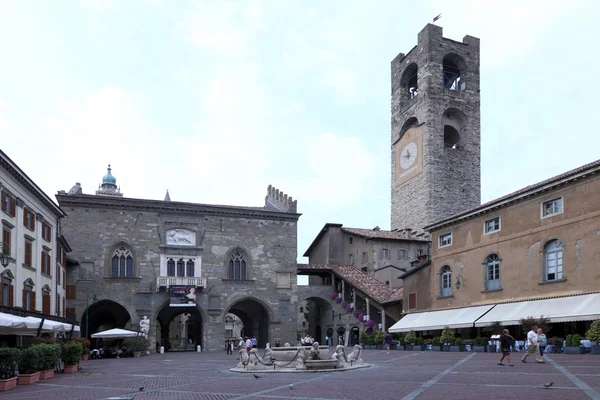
0 377 17 391
81 354 89 361
442 345 451 352
591 345 600 355
564 346 585 354
133 351 143 358
375 344 384 350
449 346 465 352
403 345 411 351
473 346 487 353
412 345 426 351
39 369 55 380
430 345 442 351
64 364 78 374
487 345 497 353
18 372 40 385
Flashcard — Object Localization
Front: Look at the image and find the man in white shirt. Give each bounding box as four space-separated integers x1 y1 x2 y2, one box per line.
521 325 544 363
245 336 252 350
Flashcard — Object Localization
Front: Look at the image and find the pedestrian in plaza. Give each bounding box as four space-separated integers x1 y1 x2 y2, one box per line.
521 325 544 363
497 329 515 366
384 331 393 351
226 339 233 355
537 328 547 358
245 336 253 351
251 336 257 348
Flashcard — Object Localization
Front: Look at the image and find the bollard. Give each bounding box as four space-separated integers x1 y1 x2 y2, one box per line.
197 345 201 352
160 346 164 354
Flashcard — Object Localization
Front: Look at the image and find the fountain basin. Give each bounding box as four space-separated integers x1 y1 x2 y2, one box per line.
271 346 329 365
305 360 339 370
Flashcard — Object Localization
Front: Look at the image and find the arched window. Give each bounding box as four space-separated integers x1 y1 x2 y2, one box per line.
485 254 501 291
443 54 465 91
167 258 175 277
442 108 467 149
186 259 195 277
544 240 563 281
400 63 418 100
228 251 247 280
176 259 185 277
440 265 452 297
111 247 134 278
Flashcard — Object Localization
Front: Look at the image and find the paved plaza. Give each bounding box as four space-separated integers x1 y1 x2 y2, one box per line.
3 350 600 400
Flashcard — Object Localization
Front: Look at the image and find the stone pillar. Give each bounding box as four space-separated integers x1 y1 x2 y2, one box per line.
341 281 345 302
381 309 386 332
180 314 187 347
365 298 370 321
352 289 356 308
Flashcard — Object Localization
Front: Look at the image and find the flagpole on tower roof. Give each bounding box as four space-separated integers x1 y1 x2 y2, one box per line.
433 13 442 23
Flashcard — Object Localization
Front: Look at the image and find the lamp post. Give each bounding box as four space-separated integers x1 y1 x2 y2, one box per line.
84 292 97 339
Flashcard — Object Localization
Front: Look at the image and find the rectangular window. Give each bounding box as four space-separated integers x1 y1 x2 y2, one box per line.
23 208 35 231
41 250 51 276
348 254 353 264
63 268 66 289
24 241 33 267
1 191 16 217
484 217 500 234
398 249 406 260
542 197 563 218
361 267 367 272
408 292 417 310
362 252 367 263
381 248 388 259
42 222 52 242
2 227 11 255
349 237 353 245
66 285 76 300
24 290 32 311
439 233 452 248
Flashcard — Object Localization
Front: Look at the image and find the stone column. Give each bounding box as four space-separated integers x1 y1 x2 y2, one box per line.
365 298 370 321
341 281 345 302
381 309 386 332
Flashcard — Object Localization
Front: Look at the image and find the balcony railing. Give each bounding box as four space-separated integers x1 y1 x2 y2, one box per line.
156 276 207 291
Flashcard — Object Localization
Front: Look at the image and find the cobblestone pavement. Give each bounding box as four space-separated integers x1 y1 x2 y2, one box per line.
3 350 600 399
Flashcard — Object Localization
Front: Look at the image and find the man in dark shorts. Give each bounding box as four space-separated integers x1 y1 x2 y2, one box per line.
498 329 516 366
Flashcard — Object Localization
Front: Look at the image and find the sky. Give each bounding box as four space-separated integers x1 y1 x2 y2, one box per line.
1 0 599 265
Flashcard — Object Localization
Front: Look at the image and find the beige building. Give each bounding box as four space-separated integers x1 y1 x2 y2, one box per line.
304 223 430 288
392 159 600 336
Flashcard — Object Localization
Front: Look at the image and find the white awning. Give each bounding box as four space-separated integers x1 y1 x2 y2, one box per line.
0 313 80 335
474 293 600 327
389 304 495 332
91 328 143 339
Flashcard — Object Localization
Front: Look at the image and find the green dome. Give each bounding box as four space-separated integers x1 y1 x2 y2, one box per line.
102 165 117 186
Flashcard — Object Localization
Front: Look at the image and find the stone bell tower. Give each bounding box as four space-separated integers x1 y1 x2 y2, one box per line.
390 24 481 234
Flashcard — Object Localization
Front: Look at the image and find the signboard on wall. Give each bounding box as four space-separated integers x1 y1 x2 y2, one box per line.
169 285 197 307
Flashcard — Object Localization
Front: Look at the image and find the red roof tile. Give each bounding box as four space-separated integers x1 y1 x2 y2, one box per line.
426 158 600 230
341 227 428 241
297 263 403 304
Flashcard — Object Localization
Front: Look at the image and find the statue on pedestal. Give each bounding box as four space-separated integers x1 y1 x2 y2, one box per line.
139 316 150 338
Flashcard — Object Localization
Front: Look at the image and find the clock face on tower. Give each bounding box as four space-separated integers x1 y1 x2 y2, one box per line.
400 142 417 170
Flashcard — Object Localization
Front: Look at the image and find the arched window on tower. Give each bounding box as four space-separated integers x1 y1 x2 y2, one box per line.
400 63 418 100
442 108 468 149
443 55 463 91
111 246 134 278
228 251 247 280
440 265 452 297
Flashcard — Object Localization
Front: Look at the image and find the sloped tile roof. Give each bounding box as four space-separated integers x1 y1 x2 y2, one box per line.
297 263 403 305
341 227 428 241
426 158 600 230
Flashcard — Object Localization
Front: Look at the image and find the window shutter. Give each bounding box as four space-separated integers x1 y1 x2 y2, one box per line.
48 253 52 276
31 291 36 311
56 294 60 315
1 191 5 212
22 289 26 310
43 294 50 315
9 285 14 307
62 296 65 317
10 198 15 216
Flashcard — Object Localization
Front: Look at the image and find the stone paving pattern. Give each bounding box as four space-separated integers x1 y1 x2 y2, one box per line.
3 350 600 400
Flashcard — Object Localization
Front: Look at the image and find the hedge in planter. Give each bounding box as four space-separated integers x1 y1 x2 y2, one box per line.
0 348 21 379
61 341 83 368
450 337 464 352
430 337 442 351
35 344 61 380
565 334 585 354
472 336 487 352
440 326 454 351
18 346 42 384
585 320 600 354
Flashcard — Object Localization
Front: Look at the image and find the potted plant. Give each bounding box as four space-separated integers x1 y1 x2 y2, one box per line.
404 330 417 350
440 326 454 352
0 348 20 391
71 338 91 361
565 334 585 354
414 337 426 351
472 337 487 352
450 337 464 352
17 346 42 385
61 341 83 374
585 320 600 354
374 330 385 350
36 344 61 380
551 337 563 353
430 336 442 351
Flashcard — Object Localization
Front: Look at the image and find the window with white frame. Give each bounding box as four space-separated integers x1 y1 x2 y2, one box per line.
542 198 563 218
439 233 452 247
544 239 563 281
440 265 452 297
484 217 500 234
485 254 501 290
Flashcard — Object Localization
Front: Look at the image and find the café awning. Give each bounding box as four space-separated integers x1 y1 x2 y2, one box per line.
389 304 495 332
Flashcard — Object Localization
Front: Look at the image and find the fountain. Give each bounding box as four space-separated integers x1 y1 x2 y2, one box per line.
230 342 369 373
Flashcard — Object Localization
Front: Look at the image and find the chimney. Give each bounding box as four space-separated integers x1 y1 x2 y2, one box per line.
404 228 412 239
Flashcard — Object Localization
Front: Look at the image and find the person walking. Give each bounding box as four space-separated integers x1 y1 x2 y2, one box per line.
498 329 515 366
537 328 547 358
384 331 393 351
521 325 544 363
226 339 233 355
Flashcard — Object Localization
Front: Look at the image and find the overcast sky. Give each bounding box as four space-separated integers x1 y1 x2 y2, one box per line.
1 0 599 264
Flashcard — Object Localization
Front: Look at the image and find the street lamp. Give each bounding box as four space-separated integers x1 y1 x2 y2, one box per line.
1 247 11 268
85 292 97 339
